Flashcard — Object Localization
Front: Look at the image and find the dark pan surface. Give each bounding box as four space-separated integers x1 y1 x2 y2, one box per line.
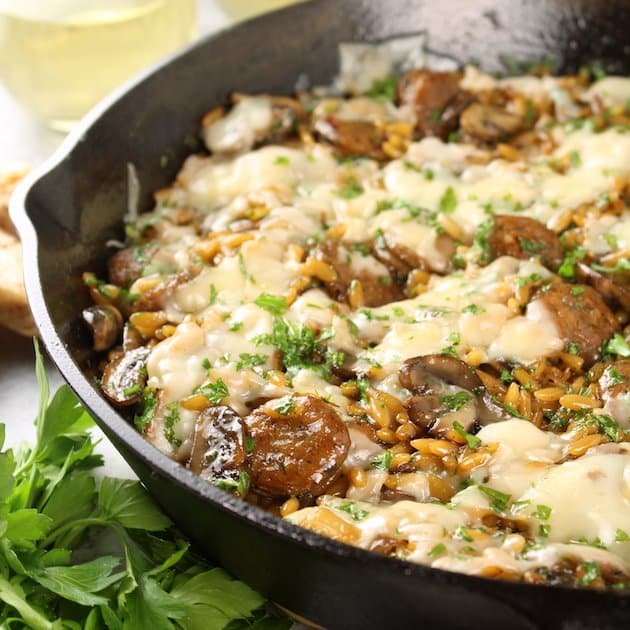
11 1 630 628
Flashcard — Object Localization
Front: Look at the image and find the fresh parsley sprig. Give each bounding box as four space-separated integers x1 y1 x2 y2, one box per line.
0 342 289 630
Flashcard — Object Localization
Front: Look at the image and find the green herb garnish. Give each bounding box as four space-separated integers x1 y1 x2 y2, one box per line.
371 450 393 471
478 486 511 513
453 421 481 449
440 392 473 412
0 342 287 629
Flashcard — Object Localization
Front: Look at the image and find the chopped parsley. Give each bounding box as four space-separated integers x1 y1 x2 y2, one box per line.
236 353 267 371
592 259 630 274
474 219 494 264
244 435 256 454
538 523 551 538
274 155 290 165
573 410 621 442
238 252 256 284
364 75 397 101
569 150 582 168
557 246 586 279
567 342 581 356
163 402 181 447
254 292 288 315
453 421 482 449
576 561 601 586
428 543 447 558
440 392 473 412
255 317 345 379
371 450 393 471
532 504 552 520
337 500 369 521
275 395 295 415
438 186 457 214
478 486 511 513
337 177 364 199
603 333 630 358
516 272 543 287
195 378 229 404
229 321 244 332
353 377 370 403
518 237 546 254
571 286 585 296
441 332 461 358
209 283 218 305
201 358 211 370
454 526 473 543
133 389 158 432
499 370 513 384
605 366 624 386
461 304 486 315
122 384 140 397
615 529 630 542
214 470 250 496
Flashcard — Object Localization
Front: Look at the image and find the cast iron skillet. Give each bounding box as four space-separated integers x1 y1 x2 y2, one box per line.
11 0 630 627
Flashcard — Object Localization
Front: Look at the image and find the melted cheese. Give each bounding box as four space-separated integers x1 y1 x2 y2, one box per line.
134 65 630 579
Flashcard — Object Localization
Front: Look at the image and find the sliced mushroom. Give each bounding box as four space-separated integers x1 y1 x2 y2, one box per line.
131 271 188 312
108 245 156 287
187 406 247 481
460 103 524 143
243 395 350 498
312 117 387 160
101 346 150 406
397 69 471 139
81 304 123 352
406 394 442 430
399 354 482 394
400 354 514 427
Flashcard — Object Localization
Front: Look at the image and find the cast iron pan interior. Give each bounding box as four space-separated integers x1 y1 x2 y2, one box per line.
11 0 630 628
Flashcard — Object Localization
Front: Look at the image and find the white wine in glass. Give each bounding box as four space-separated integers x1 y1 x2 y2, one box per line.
0 0 198 132
218 0 302 21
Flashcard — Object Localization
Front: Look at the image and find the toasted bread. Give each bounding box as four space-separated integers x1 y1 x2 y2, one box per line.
0 164 36 336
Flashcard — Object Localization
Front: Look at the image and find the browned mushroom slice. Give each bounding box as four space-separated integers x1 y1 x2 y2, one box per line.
81 304 123 352
312 117 387 161
405 394 442 430
460 103 524 143
101 346 150 406
576 263 630 311
397 69 471 139
485 215 563 270
399 354 483 394
243 395 350 498
187 406 247 482
313 241 404 307
107 245 157 287
531 282 620 367
131 272 188 312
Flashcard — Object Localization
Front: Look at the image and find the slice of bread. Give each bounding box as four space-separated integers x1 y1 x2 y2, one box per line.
0 164 36 336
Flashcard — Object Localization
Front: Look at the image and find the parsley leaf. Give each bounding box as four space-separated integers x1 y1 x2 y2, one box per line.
254 292 288 315
371 450 393 471
438 186 457 214
604 333 630 358
453 421 481 448
440 392 473 412
364 75 397 101
478 486 511 512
